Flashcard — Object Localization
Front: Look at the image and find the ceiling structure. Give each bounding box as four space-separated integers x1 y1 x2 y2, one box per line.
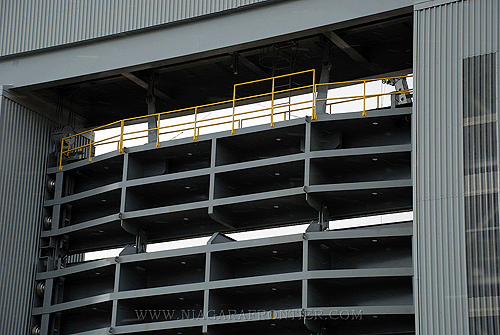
30 13 412 128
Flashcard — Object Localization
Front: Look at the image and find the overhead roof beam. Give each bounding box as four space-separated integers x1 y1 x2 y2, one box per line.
155 54 232 74
121 72 173 102
237 53 267 76
324 31 368 64
341 14 412 34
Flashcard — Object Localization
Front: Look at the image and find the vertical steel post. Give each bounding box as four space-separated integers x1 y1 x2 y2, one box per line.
232 85 236 134
59 140 64 171
271 78 275 128
156 114 161 147
193 107 198 141
316 62 331 116
312 70 317 120
362 81 367 117
89 130 93 162
119 120 124 153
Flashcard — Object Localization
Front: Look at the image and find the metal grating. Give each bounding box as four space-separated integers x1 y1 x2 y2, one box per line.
463 52 500 334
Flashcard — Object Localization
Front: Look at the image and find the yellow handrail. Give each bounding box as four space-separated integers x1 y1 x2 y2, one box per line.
59 70 412 171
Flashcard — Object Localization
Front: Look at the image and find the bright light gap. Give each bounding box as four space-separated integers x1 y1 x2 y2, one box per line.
84 77 413 261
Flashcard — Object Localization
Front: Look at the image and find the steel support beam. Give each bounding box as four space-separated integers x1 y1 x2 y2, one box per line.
122 72 173 102
237 53 266 76
324 31 369 64
146 73 159 144
315 60 331 115
0 1 413 90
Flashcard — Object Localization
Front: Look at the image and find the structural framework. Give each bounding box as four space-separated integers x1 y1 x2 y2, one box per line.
0 1 498 335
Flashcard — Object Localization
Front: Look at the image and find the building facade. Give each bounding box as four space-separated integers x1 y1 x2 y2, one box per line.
0 0 498 334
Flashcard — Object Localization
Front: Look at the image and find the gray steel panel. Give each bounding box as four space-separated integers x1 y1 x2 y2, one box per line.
115 282 208 301
213 154 306 173
307 221 413 239
40 214 120 237
306 179 412 192
70 328 110 335
108 305 411 335
34 267 414 314
211 187 305 206
0 0 413 89
35 259 116 280
124 167 212 187
315 106 412 121
33 293 114 315
0 0 271 57
303 306 415 316
125 133 216 153
49 144 412 200
44 182 122 206
39 225 412 280
32 221 413 334
110 319 206 334
309 144 412 159
414 0 500 334
205 272 302 290
205 234 304 252
123 200 210 218
41 111 413 255
414 0 461 10
305 268 414 279
0 95 55 335
463 53 499 332
49 107 410 175
48 150 122 174
213 115 306 139
118 247 209 263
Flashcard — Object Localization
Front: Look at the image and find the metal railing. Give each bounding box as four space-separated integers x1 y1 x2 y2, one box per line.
59 70 412 170
316 74 413 117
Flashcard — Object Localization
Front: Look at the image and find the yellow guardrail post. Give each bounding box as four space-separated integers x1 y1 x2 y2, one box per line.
156 114 161 147
193 107 198 141
119 120 124 153
312 70 317 120
59 70 411 162
271 78 275 128
232 85 236 134
59 139 65 171
89 130 93 162
362 80 367 117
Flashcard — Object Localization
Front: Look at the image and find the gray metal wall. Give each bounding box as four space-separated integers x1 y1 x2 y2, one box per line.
32 222 414 335
0 93 56 335
0 0 271 57
413 0 500 334
463 52 499 334
0 0 414 89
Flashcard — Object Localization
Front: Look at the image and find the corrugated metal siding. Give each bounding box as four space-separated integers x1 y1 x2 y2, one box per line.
414 0 500 334
0 97 55 335
0 0 270 57
463 52 500 334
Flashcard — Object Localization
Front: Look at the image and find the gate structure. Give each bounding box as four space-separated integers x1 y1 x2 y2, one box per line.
35 72 414 335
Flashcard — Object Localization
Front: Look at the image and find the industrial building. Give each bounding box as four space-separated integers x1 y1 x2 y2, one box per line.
0 0 498 334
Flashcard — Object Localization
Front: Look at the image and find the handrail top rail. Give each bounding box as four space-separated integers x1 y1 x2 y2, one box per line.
58 69 412 171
